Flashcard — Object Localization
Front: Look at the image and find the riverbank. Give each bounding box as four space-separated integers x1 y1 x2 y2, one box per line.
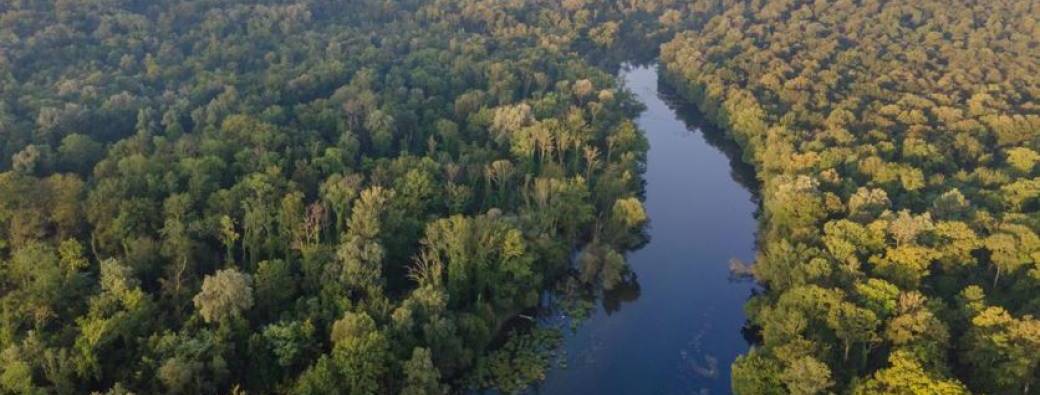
531 64 759 394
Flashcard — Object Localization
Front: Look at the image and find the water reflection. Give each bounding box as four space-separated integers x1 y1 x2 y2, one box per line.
656 77 761 201
533 64 759 395
601 273 641 315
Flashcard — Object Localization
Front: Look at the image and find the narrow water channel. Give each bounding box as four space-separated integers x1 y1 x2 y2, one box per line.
534 64 759 394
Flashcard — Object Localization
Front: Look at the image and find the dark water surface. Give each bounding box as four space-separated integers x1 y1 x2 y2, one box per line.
533 65 758 394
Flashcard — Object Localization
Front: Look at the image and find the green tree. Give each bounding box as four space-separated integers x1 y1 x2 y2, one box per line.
254 260 296 320
1006 147 1040 174
827 302 878 363
401 347 445 395
262 320 315 369
732 353 784 395
851 351 968 395
318 311 391 395
780 356 833 395
964 307 1040 394
57 133 104 174
193 268 254 325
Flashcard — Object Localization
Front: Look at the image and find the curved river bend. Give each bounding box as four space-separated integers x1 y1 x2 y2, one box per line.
535 65 759 394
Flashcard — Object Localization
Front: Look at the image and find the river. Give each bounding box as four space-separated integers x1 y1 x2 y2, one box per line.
532 64 759 394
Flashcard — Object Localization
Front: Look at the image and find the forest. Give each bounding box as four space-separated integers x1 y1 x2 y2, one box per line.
663 0 1040 393
1 0 1038 394
0 0 672 393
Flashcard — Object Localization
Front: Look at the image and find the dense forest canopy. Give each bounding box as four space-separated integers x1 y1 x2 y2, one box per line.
663 0 1040 393
0 0 682 393
2 0 1039 393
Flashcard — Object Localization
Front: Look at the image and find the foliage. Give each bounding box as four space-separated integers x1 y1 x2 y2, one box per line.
662 0 1040 392
0 0 654 392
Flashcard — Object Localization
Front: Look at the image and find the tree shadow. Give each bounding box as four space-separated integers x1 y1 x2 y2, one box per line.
655 74 762 203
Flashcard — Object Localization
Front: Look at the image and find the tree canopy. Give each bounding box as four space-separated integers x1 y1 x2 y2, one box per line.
0 0 664 393
2 0 1039 393
662 0 1040 392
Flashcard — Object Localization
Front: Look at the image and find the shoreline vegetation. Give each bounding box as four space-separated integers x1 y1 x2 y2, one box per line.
0 1 679 394
1 0 1038 394
662 1 1040 393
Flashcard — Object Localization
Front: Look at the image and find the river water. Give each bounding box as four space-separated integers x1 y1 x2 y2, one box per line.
533 64 759 394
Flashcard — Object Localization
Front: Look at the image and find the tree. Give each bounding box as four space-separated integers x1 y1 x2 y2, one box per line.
887 210 933 247
262 320 315 368
218 215 239 265
780 356 833 395
854 278 900 320
193 268 254 325
320 311 391 395
827 302 878 362
490 104 532 146
984 223 1039 287
732 353 785 395
74 258 155 381
766 176 825 241
254 260 296 320
822 219 885 274
151 329 229 394
964 307 1040 393
157 356 199 394
11 145 44 175
58 239 89 276
401 347 444 395
365 109 395 154
852 351 968 395
1001 177 1040 211
930 189 970 220
43 174 86 239
884 292 950 369
872 244 939 288
6 242 65 331
321 173 363 233
160 194 195 316
419 214 539 312
293 355 339 395
1006 147 1040 174
57 133 104 174
0 346 38 394
932 221 979 270
607 197 646 245
577 242 626 290
338 187 394 294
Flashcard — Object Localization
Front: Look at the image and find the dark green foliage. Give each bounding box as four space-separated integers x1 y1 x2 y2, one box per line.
0 1 655 393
